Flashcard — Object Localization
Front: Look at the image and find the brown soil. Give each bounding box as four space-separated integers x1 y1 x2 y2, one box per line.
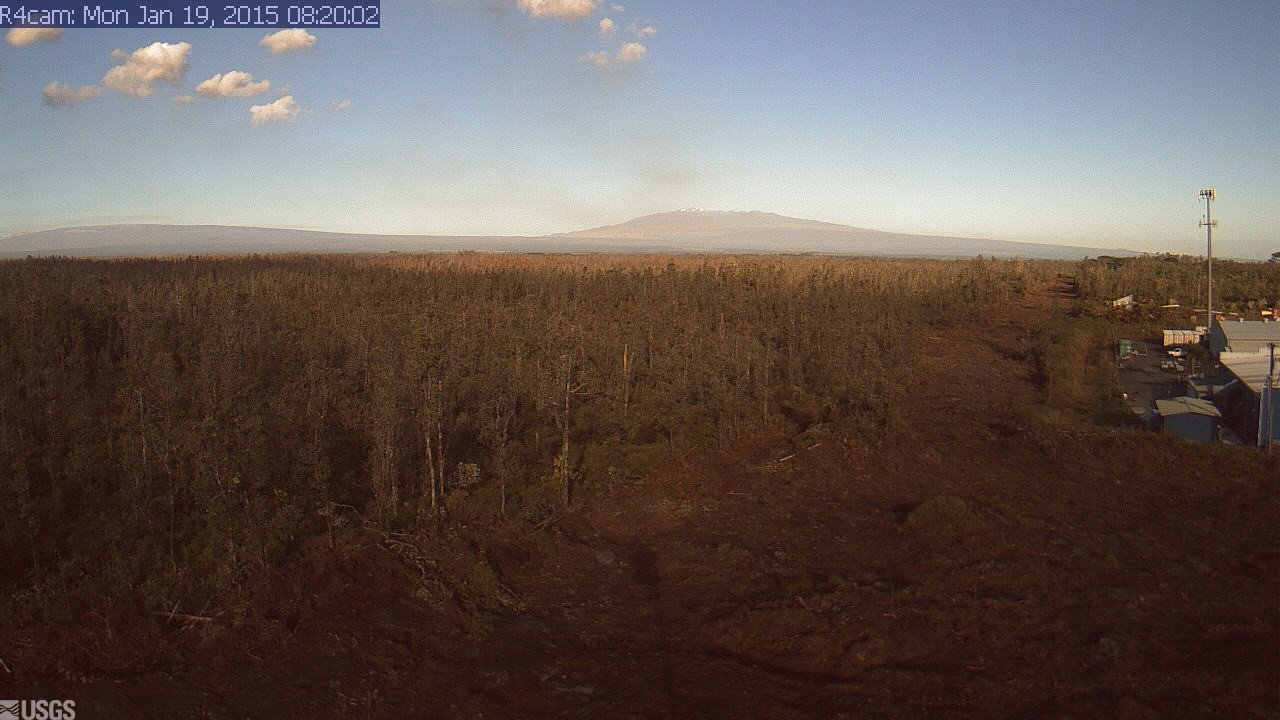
4 278 1279 719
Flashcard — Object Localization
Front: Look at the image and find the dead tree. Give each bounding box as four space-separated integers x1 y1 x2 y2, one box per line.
420 372 446 513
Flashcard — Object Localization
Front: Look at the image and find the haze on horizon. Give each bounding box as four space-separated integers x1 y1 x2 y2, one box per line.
2 1 1277 258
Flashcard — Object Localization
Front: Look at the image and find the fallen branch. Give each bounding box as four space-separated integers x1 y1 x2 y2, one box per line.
152 611 216 625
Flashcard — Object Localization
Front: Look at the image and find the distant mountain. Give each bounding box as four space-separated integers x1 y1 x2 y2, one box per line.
559 209 1138 259
0 225 546 258
0 212 1139 259
562 209 854 238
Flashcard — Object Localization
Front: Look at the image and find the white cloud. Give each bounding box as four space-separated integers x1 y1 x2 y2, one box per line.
196 71 270 98
516 0 599 21
599 17 616 37
6 28 62 46
611 4 625 12
579 41 646 70
578 51 609 69
634 24 656 38
616 41 647 63
175 95 195 104
250 95 299 125
333 99 352 111
42 82 102 106
260 29 316 54
102 42 191 97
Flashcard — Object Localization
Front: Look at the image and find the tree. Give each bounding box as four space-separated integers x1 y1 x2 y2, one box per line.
419 370 447 514
481 390 515 518
552 352 584 507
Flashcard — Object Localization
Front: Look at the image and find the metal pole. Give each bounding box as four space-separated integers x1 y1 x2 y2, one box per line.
1259 343 1275 451
1199 189 1217 398
1205 196 1213 334
1259 376 1267 450
1267 343 1276 452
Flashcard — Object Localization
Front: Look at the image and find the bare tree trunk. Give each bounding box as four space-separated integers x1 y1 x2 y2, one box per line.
622 342 631 420
435 377 446 500
380 424 397 521
761 342 771 424
491 400 511 519
136 390 152 526
422 378 441 510
424 419 436 511
561 372 571 507
166 453 176 572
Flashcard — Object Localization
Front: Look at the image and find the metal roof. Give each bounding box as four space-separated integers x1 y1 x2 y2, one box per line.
1220 353 1279 396
1155 396 1222 418
1217 321 1280 343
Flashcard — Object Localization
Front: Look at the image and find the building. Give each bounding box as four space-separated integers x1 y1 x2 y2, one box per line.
1209 319 1280 355
1162 328 1205 347
1154 397 1221 444
1218 353 1280 450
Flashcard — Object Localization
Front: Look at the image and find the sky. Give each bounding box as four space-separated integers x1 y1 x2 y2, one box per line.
1 0 1277 257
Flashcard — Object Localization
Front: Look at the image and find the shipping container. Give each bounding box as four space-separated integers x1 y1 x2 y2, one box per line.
1162 329 1205 347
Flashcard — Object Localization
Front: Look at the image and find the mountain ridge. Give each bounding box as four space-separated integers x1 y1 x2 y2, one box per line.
559 209 1138 259
0 212 1140 260
558 209 859 238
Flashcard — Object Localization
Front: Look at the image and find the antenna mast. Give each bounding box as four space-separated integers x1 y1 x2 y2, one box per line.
1199 189 1217 339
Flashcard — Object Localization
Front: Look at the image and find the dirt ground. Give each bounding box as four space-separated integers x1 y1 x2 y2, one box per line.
1117 338 1189 415
4 278 1279 719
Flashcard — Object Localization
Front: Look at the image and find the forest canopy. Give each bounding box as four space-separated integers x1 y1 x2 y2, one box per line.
1073 254 1280 315
0 253 1043 627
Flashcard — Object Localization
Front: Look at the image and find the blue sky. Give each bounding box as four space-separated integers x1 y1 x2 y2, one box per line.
1 0 1277 256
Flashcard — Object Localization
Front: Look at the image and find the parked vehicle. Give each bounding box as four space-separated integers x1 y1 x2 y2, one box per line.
1167 347 1187 358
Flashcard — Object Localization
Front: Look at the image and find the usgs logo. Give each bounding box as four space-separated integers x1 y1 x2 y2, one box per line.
0 701 76 720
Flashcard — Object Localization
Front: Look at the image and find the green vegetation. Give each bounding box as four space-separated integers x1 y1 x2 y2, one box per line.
904 494 975 536
1035 316 1129 424
1074 254 1280 317
0 253 1038 630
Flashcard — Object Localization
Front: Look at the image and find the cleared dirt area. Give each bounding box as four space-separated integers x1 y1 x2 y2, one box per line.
3 278 1278 719
1117 338 1190 415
